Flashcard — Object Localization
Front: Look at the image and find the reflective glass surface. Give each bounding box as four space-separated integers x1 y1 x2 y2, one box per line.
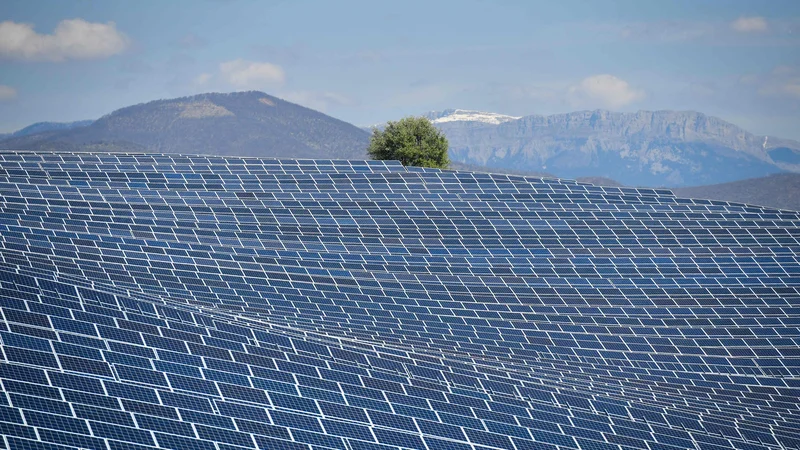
0 151 798 450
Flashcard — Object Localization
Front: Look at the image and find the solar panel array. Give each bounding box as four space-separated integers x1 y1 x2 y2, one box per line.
0 151 798 450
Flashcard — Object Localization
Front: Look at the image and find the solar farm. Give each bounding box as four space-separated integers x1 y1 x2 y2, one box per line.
0 151 798 450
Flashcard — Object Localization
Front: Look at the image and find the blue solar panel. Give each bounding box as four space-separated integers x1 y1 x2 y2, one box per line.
0 151 799 450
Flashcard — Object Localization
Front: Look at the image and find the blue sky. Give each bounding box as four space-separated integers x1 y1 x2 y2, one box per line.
1 0 799 138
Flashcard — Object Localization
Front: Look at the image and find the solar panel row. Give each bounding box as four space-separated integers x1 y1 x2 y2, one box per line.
0 151 798 450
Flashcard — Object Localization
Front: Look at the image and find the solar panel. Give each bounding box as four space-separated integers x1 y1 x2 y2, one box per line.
0 150 798 450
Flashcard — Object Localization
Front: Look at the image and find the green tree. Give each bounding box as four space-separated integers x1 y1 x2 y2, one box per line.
367 116 450 169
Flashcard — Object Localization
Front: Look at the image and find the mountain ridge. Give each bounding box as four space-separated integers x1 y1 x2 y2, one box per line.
0 120 94 141
0 91 370 159
426 108 800 187
4 94 800 189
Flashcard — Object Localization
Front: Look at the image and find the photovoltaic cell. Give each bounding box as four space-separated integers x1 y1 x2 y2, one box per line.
0 151 799 450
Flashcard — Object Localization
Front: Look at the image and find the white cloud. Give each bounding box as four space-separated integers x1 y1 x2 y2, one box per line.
567 74 645 109
0 85 17 101
219 59 285 88
281 91 354 112
759 79 800 98
731 16 768 33
193 73 213 87
613 17 792 44
754 66 800 99
784 82 800 97
0 19 129 62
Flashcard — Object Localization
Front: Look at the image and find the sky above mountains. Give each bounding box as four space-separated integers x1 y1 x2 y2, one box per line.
1 0 799 139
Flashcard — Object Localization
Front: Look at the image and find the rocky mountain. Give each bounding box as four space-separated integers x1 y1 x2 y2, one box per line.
429 109 800 187
0 91 370 159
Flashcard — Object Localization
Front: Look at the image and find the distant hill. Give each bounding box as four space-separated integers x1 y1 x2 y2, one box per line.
11 120 94 137
673 173 800 211
0 120 94 142
0 91 370 159
423 109 800 188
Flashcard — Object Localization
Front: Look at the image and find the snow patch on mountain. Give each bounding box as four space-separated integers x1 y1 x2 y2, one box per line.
426 109 521 125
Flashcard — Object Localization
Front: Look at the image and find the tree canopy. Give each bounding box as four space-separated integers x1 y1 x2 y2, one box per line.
367 116 450 169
